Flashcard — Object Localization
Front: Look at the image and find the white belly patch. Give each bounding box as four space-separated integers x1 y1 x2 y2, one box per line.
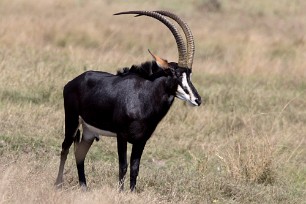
79 117 117 141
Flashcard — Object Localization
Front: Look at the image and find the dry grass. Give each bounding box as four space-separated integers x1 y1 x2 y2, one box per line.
1 0 306 203
0 155 163 204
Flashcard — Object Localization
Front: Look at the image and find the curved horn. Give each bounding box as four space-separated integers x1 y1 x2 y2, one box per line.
155 11 195 69
114 11 187 67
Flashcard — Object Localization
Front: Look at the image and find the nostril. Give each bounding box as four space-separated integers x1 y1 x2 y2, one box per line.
195 98 201 106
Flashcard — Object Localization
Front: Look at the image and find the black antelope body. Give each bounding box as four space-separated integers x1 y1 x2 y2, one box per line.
55 10 201 191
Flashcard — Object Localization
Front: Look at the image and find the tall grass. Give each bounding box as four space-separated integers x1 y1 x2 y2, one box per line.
1 0 306 203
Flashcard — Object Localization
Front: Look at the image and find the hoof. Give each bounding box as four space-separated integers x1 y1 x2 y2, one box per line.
80 184 88 192
54 181 63 190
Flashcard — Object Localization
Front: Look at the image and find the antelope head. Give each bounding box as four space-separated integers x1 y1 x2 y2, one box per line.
114 10 202 106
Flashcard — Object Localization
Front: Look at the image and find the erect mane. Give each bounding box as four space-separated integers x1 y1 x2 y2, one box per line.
116 61 169 80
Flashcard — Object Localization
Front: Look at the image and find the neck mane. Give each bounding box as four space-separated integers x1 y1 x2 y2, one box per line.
117 61 169 80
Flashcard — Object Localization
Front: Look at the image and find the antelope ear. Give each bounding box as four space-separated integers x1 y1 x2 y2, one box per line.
148 49 169 69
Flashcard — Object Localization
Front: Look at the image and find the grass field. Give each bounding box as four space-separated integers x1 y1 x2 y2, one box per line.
1 0 306 203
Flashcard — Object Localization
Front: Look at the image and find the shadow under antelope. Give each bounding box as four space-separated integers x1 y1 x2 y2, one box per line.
55 10 201 192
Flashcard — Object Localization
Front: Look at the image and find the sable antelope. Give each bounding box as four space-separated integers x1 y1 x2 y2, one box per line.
55 10 201 191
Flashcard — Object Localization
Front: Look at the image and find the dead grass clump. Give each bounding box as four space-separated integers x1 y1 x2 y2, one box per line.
217 136 276 185
196 0 222 12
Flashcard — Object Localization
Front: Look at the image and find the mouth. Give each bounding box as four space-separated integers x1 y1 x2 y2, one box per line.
175 93 200 106
189 100 200 106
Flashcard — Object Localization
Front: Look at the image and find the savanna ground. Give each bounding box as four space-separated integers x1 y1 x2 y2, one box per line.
0 0 306 203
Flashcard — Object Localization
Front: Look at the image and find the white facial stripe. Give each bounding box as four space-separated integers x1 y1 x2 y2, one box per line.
177 73 198 105
176 85 189 101
181 73 189 88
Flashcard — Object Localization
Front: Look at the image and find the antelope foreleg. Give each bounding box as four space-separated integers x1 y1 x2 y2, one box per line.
130 142 146 192
117 137 128 191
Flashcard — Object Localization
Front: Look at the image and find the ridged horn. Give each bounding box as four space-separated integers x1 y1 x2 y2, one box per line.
154 11 195 69
114 11 187 67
